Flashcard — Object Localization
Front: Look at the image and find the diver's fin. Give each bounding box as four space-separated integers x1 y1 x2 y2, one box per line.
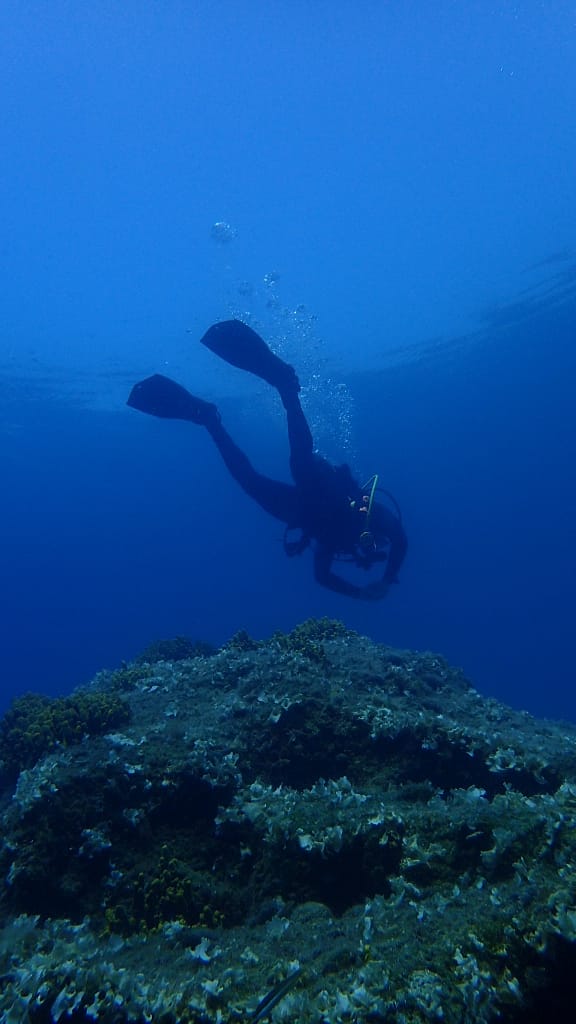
200 320 300 392
127 374 219 426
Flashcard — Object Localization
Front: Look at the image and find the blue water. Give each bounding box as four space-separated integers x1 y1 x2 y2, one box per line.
1 2 575 721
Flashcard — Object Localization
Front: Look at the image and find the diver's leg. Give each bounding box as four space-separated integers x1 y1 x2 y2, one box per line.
206 417 299 524
127 373 299 522
199 321 319 484
279 386 321 486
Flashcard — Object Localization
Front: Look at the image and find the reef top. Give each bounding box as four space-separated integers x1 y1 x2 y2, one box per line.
1 619 575 1023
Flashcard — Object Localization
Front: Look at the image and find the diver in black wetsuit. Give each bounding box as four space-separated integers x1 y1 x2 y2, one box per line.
127 320 407 601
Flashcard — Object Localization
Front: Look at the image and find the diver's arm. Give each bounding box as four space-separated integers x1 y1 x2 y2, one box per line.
313 547 387 601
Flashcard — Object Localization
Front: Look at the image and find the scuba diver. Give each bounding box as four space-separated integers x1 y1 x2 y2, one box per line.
127 320 407 601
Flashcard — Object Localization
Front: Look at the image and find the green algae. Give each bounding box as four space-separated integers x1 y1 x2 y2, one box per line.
0 689 130 783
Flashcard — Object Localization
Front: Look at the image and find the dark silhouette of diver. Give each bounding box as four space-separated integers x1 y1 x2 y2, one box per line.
127 320 407 600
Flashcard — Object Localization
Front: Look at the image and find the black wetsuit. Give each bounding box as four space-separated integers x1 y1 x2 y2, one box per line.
204 386 407 600
127 320 407 600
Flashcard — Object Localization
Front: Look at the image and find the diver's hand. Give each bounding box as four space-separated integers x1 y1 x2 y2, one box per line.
361 580 390 601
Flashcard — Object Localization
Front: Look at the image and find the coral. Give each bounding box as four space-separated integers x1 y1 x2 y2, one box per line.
2 620 576 1021
103 661 156 692
0 690 130 784
224 628 261 652
135 635 217 664
271 615 351 664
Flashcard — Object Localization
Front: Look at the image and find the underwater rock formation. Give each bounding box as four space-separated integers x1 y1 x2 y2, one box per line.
1 618 576 1022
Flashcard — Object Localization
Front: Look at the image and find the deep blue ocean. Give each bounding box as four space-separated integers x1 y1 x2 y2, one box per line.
1 2 575 722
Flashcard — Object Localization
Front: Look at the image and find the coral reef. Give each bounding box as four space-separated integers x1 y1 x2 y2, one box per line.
0 690 130 784
1 620 576 1022
134 636 217 665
